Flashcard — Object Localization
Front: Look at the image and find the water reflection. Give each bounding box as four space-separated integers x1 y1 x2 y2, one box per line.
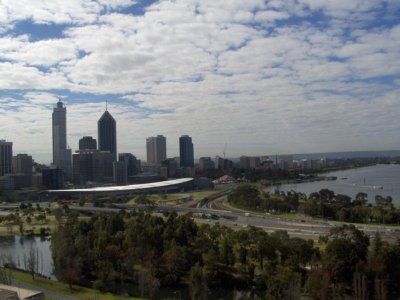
0 235 54 279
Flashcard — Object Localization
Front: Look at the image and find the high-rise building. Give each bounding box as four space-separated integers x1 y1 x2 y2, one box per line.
146 135 166 165
79 136 97 150
0 140 12 176
278 155 294 170
72 150 114 185
42 167 64 189
98 109 117 160
12 154 33 187
118 153 139 176
215 156 233 170
161 158 179 177
199 157 215 171
113 161 127 185
52 99 72 180
179 135 194 167
12 154 32 175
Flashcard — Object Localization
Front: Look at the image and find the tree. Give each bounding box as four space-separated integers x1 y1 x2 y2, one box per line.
228 184 261 209
306 268 330 300
137 266 160 299
319 189 335 201
355 192 368 204
0 255 14 285
26 245 39 279
322 225 369 286
353 272 368 300
188 263 208 300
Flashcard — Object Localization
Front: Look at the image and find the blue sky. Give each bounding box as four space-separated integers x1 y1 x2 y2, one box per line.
0 0 399 164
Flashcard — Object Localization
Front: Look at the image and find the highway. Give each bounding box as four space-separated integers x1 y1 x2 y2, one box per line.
2 198 399 243
68 198 400 243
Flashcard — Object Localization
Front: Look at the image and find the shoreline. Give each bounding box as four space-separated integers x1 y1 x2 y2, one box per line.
264 164 399 203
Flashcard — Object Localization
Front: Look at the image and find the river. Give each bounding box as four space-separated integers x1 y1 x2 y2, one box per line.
0 235 54 279
266 164 400 203
0 235 255 298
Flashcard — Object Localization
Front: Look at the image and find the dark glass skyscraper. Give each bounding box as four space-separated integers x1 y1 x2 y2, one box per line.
79 136 97 150
98 109 117 160
0 139 12 176
119 153 139 176
179 135 194 167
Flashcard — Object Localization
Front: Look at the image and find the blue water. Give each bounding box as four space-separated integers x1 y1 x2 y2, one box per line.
266 164 400 204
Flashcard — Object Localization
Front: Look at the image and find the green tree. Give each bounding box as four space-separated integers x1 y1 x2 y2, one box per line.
322 225 369 285
188 263 208 300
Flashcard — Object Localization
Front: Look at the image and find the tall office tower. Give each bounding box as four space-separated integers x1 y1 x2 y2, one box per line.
113 161 127 185
179 135 194 167
0 140 12 176
79 136 97 150
199 157 215 171
72 150 114 185
12 154 33 187
52 99 72 180
146 135 166 165
118 153 138 176
42 167 64 189
98 109 117 160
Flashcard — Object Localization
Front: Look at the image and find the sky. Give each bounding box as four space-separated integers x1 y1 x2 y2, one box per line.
0 0 399 164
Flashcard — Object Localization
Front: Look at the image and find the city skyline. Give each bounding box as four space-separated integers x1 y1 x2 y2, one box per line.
0 0 399 164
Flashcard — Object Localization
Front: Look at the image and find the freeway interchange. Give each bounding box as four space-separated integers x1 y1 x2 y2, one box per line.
1 190 399 243
67 192 400 243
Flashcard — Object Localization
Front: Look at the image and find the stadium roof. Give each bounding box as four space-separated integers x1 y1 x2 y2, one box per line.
47 178 194 194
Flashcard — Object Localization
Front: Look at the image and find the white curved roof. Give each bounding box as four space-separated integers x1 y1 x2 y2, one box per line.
48 178 193 193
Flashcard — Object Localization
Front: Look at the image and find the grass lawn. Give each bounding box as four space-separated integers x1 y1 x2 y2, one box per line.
223 199 315 221
271 213 313 221
187 190 216 201
11 270 141 300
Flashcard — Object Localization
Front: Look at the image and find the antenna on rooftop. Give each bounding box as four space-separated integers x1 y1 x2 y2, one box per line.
223 142 227 158
106 100 108 111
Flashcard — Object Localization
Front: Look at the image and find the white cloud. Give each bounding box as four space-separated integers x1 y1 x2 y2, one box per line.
0 0 399 162
0 37 77 66
0 0 136 26
24 91 61 104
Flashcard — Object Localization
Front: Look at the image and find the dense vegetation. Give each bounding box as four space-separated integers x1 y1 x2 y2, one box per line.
228 184 400 224
51 210 400 299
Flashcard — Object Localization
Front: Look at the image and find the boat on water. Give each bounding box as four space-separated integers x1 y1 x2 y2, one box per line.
373 186 383 190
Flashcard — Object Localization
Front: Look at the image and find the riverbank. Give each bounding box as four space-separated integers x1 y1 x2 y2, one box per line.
265 164 400 203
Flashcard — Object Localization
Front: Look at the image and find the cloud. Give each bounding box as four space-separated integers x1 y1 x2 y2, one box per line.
0 0 399 162
0 0 136 27
0 36 77 66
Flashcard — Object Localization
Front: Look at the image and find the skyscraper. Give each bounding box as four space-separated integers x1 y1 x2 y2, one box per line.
0 139 12 176
79 136 97 150
98 109 117 160
12 154 33 187
119 153 139 176
179 135 194 167
72 150 114 185
146 135 166 165
52 99 72 180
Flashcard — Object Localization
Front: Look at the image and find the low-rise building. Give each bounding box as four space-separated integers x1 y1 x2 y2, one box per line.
0 283 44 300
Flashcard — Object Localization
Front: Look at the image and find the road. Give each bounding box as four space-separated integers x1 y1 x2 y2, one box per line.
68 199 400 243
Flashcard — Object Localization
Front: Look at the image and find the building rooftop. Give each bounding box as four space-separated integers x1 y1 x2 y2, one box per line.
47 177 193 193
0 283 44 300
